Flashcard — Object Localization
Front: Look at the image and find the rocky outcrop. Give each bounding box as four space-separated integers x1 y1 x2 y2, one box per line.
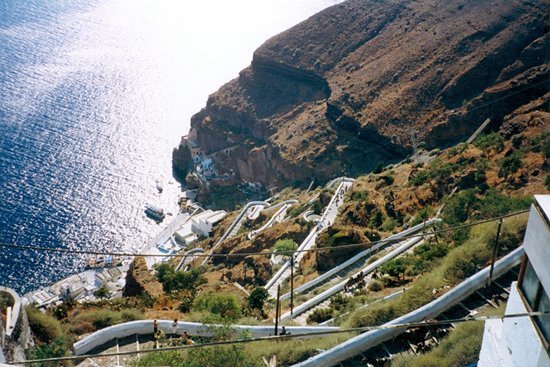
123 257 164 299
174 0 549 189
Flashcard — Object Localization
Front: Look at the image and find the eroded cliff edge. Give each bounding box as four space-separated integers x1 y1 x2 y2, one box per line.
173 0 548 189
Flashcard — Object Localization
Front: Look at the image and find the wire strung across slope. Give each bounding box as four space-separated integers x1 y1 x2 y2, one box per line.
0 209 529 259
12 311 549 365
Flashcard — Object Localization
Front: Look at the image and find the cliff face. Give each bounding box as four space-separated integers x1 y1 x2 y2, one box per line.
174 0 548 188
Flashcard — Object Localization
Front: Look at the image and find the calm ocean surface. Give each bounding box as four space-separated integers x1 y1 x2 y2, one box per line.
0 0 341 293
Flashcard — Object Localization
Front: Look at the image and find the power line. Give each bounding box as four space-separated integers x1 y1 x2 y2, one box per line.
0 209 529 259
11 311 550 365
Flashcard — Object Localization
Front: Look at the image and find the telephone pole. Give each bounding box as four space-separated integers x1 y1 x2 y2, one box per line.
410 129 419 163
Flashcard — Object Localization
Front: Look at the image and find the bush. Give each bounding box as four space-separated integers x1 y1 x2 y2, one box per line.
192 292 242 320
373 162 385 174
498 151 522 177
442 189 530 226
329 294 350 311
247 287 268 312
394 321 484 367
545 175 550 191
368 279 384 292
273 239 298 257
94 286 109 299
70 309 143 334
26 306 63 344
350 190 369 202
307 308 333 323
26 336 69 367
345 217 527 328
156 264 207 293
473 132 504 151
178 290 195 313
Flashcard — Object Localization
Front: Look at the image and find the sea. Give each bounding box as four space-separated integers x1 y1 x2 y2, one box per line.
0 0 342 294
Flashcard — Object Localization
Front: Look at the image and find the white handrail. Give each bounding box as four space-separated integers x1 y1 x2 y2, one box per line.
73 320 339 356
281 218 441 300
292 247 524 367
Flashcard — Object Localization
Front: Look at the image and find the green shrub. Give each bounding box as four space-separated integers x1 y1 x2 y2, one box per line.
178 290 195 313
156 264 207 293
26 336 69 367
394 321 484 367
26 306 63 344
473 132 504 151
273 239 298 257
329 294 350 311
350 190 369 202
442 189 530 226
498 151 522 177
192 292 242 320
373 162 385 174
369 210 384 228
70 309 143 334
247 287 268 312
345 217 526 328
545 175 550 191
307 308 333 323
368 279 384 292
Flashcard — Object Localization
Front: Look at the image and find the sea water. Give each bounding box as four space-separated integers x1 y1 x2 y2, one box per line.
0 0 341 293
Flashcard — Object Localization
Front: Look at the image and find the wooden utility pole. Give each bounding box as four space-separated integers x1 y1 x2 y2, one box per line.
290 254 294 317
410 129 419 163
488 219 503 285
274 284 281 335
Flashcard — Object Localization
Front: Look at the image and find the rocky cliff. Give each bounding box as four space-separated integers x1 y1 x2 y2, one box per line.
173 0 548 189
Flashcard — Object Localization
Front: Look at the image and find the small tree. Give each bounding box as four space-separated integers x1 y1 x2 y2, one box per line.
247 287 268 313
178 290 195 313
94 286 109 299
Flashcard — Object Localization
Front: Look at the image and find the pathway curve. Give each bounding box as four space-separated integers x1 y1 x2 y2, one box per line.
201 201 268 266
280 236 425 322
73 320 339 356
247 200 298 240
265 178 354 297
281 218 441 301
0 286 21 338
292 246 524 366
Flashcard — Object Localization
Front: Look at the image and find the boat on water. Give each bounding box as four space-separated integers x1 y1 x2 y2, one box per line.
145 204 165 221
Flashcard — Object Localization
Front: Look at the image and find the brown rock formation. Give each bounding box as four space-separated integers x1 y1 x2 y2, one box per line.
123 256 164 299
174 0 548 189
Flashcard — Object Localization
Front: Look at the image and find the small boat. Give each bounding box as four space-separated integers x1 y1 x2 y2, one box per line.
145 204 165 221
155 180 163 193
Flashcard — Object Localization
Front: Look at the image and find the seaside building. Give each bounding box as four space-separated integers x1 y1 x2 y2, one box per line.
478 195 550 366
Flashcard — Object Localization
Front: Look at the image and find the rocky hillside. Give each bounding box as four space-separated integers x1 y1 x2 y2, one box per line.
173 0 548 189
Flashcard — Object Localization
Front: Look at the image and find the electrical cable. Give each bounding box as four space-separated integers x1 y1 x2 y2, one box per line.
0 209 529 258
10 311 550 365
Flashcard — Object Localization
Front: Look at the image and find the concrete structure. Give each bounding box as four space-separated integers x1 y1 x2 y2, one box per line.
292 246 524 367
201 201 268 266
266 178 354 297
279 236 424 322
280 218 441 301
73 320 339 356
0 287 21 338
478 195 550 367
248 200 298 240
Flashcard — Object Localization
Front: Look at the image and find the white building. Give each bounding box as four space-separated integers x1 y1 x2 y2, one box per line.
191 209 227 237
173 209 227 245
478 195 550 366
